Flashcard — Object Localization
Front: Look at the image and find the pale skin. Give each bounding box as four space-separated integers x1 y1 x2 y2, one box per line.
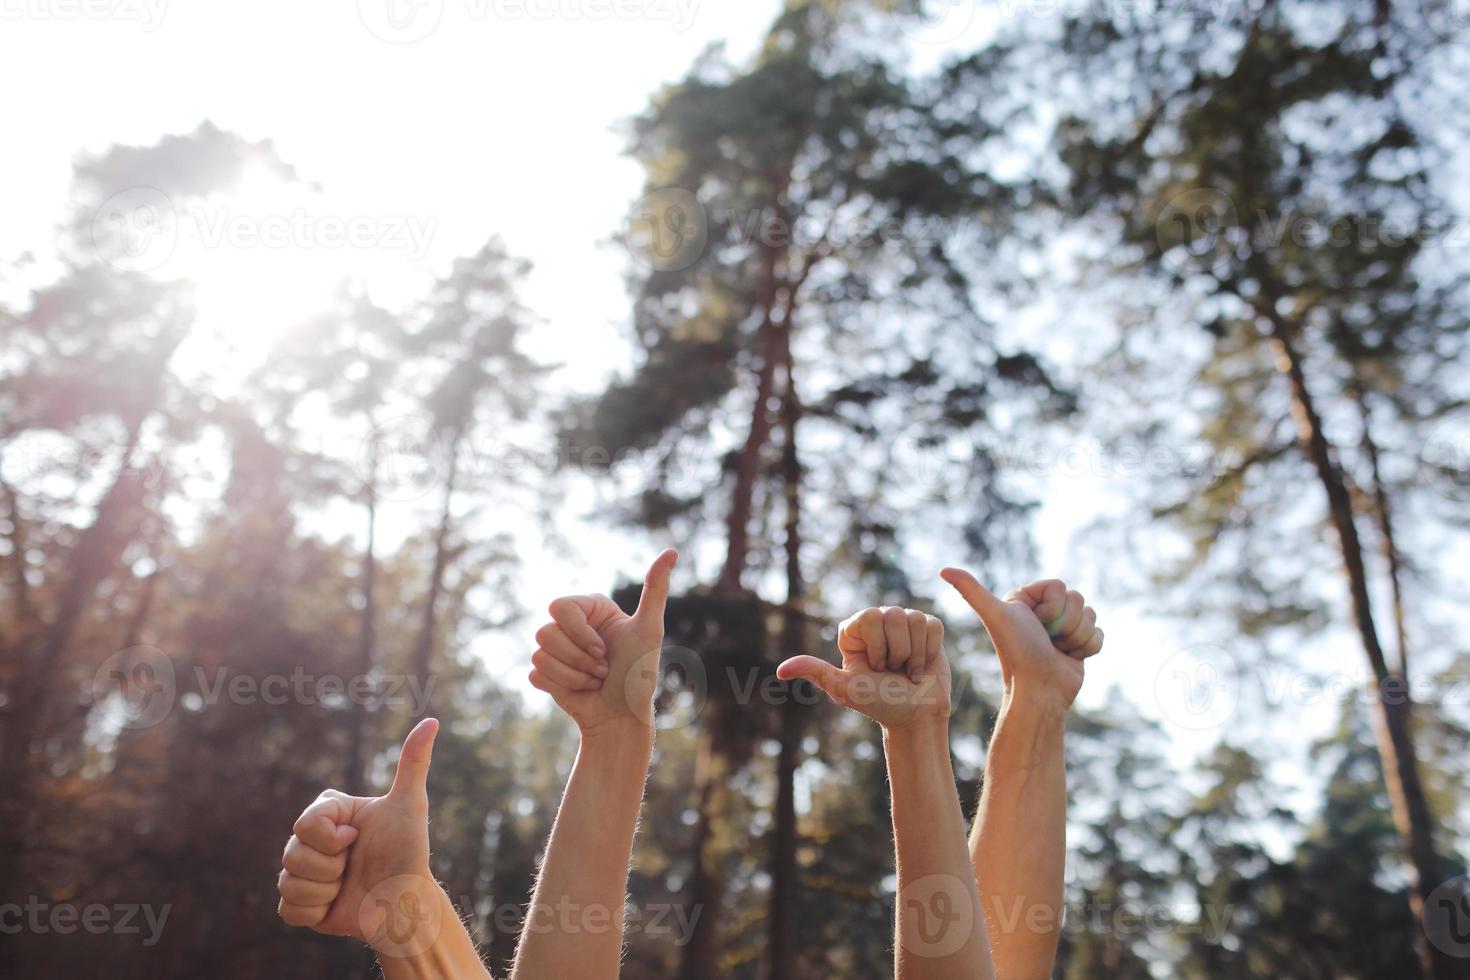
275 549 676 980
777 605 995 980
941 569 1104 980
274 717 492 980
513 548 677 979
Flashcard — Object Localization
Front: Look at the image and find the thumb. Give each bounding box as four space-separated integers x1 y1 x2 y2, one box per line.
940 567 1008 635
777 655 849 707
634 548 679 627
388 717 439 802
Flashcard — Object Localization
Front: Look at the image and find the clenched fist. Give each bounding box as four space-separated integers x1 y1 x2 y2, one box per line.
940 568 1104 710
777 606 952 732
276 719 449 958
528 549 678 737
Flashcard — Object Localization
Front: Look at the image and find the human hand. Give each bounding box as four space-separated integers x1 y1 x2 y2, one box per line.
276 719 451 957
777 606 950 733
939 568 1103 712
528 549 677 739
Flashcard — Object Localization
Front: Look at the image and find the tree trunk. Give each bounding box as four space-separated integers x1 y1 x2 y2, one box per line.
344 454 379 797
767 336 804 980
679 732 730 980
410 432 462 725
0 423 150 904
1267 320 1457 980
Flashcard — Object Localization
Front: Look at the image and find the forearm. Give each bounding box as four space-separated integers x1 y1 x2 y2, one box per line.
970 687 1067 978
377 886 492 980
509 726 654 980
886 722 994 980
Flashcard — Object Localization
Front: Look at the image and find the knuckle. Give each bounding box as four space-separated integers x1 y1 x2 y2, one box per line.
881 606 906 626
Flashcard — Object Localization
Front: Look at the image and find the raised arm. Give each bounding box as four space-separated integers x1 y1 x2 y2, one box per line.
276 718 492 980
941 570 1104 980
510 549 677 980
779 606 993 980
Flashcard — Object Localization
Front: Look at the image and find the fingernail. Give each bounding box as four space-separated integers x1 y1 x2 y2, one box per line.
591 644 606 659
588 679 604 690
593 663 609 678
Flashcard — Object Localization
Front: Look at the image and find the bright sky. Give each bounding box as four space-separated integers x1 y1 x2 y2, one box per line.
4 0 1441 829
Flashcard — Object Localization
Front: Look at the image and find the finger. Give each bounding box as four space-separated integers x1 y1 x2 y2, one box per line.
535 623 610 679
777 655 850 707
854 608 888 672
882 608 912 669
528 666 575 701
1052 590 1084 641
278 899 330 929
1056 606 1096 654
939 567 1008 635
282 836 349 883
905 609 930 679
1016 580 1068 632
532 649 603 691
278 869 341 908
548 597 607 659
293 796 360 855
633 548 679 628
836 611 870 670
1075 627 1104 659
922 615 944 679
387 717 439 802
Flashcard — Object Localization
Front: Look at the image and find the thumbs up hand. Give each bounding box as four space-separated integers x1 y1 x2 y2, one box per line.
277 718 447 953
939 569 1104 712
529 549 678 738
777 607 953 733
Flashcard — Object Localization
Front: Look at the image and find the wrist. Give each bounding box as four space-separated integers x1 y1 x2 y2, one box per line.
366 880 456 963
579 720 655 761
882 714 950 751
1004 680 1072 724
